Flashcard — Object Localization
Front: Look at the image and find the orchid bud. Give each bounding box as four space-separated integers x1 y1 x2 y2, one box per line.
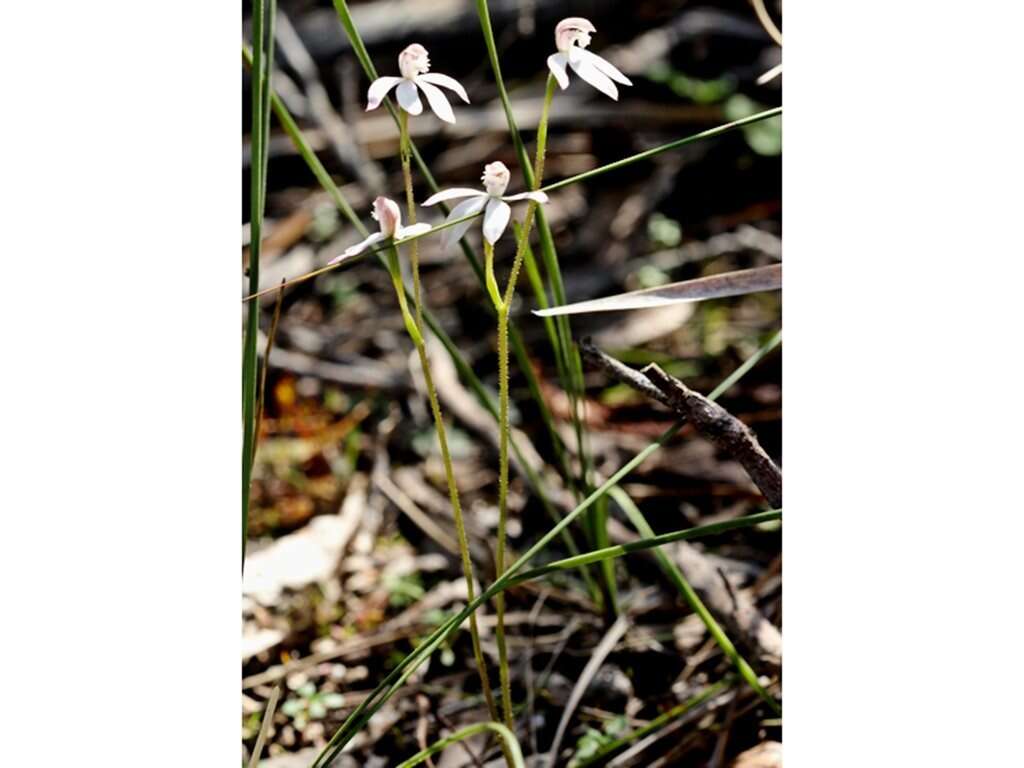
555 17 596 53
398 44 430 80
482 162 511 197
371 196 402 238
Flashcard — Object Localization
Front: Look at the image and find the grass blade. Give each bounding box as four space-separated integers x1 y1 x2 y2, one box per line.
242 0 276 567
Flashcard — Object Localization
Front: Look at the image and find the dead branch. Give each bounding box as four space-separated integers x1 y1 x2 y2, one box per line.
641 363 782 508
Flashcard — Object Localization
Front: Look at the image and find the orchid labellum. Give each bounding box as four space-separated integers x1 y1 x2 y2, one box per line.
421 161 548 249
365 44 470 124
328 196 431 265
547 17 632 100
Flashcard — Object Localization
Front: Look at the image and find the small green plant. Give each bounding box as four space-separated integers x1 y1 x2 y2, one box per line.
279 682 346 731
570 715 629 766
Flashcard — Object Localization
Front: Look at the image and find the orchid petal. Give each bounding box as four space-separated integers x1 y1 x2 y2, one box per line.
415 78 456 124
547 53 570 90
568 48 619 99
396 222 433 240
366 76 402 110
482 199 512 245
416 73 470 103
328 232 386 264
396 80 423 115
574 48 632 86
502 190 549 204
440 196 487 251
422 188 485 206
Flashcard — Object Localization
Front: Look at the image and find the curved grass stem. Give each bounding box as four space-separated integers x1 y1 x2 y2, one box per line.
396 720 525 768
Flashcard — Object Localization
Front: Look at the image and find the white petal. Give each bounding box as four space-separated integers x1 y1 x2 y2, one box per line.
366 76 402 110
440 196 488 251
416 73 470 103
502 190 549 204
396 80 423 115
547 53 570 90
569 48 619 99
415 78 456 124
482 199 512 245
422 188 485 206
575 48 632 86
328 232 385 264
396 222 433 240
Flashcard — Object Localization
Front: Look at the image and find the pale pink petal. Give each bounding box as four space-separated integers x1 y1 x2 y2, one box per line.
440 196 488 251
568 48 618 100
366 76 402 110
575 48 632 86
547 53 570 90
502 191 549 204
396 80 423 115
328 232 386 264
482 198 512 245
422 188 485 206
396 222 433 240
416 73 470 103
415 78 456 124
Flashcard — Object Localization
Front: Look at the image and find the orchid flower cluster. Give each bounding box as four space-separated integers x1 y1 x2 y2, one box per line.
329 17 630 265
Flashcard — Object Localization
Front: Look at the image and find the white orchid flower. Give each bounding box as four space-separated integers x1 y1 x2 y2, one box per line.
365 44 470 124
547 17 632 100
421 161 548 250
328 196 431 265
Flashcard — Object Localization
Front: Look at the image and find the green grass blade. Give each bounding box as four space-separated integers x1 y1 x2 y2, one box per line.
242 0 276 568
543 108 781 194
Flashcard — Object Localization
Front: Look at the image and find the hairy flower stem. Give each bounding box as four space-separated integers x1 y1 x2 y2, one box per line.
488 76 558 728
384 246 500 725
398 112 424 330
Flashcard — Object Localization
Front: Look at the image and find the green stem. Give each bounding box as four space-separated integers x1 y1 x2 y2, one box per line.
396 721 525 768
242 0 275 568
398 110 424 331
494 303 513 728
491 74 558 726
384 246 500 726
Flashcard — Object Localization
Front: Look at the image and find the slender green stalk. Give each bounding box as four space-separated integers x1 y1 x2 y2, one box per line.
609 487 778 712
397 721 525 768
508 510 779 586
398 111 424 329
384 246 501 726
474 0 601 602
488 74 559 727
314 334 783 766
242 0 275 567
542 108 782 194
